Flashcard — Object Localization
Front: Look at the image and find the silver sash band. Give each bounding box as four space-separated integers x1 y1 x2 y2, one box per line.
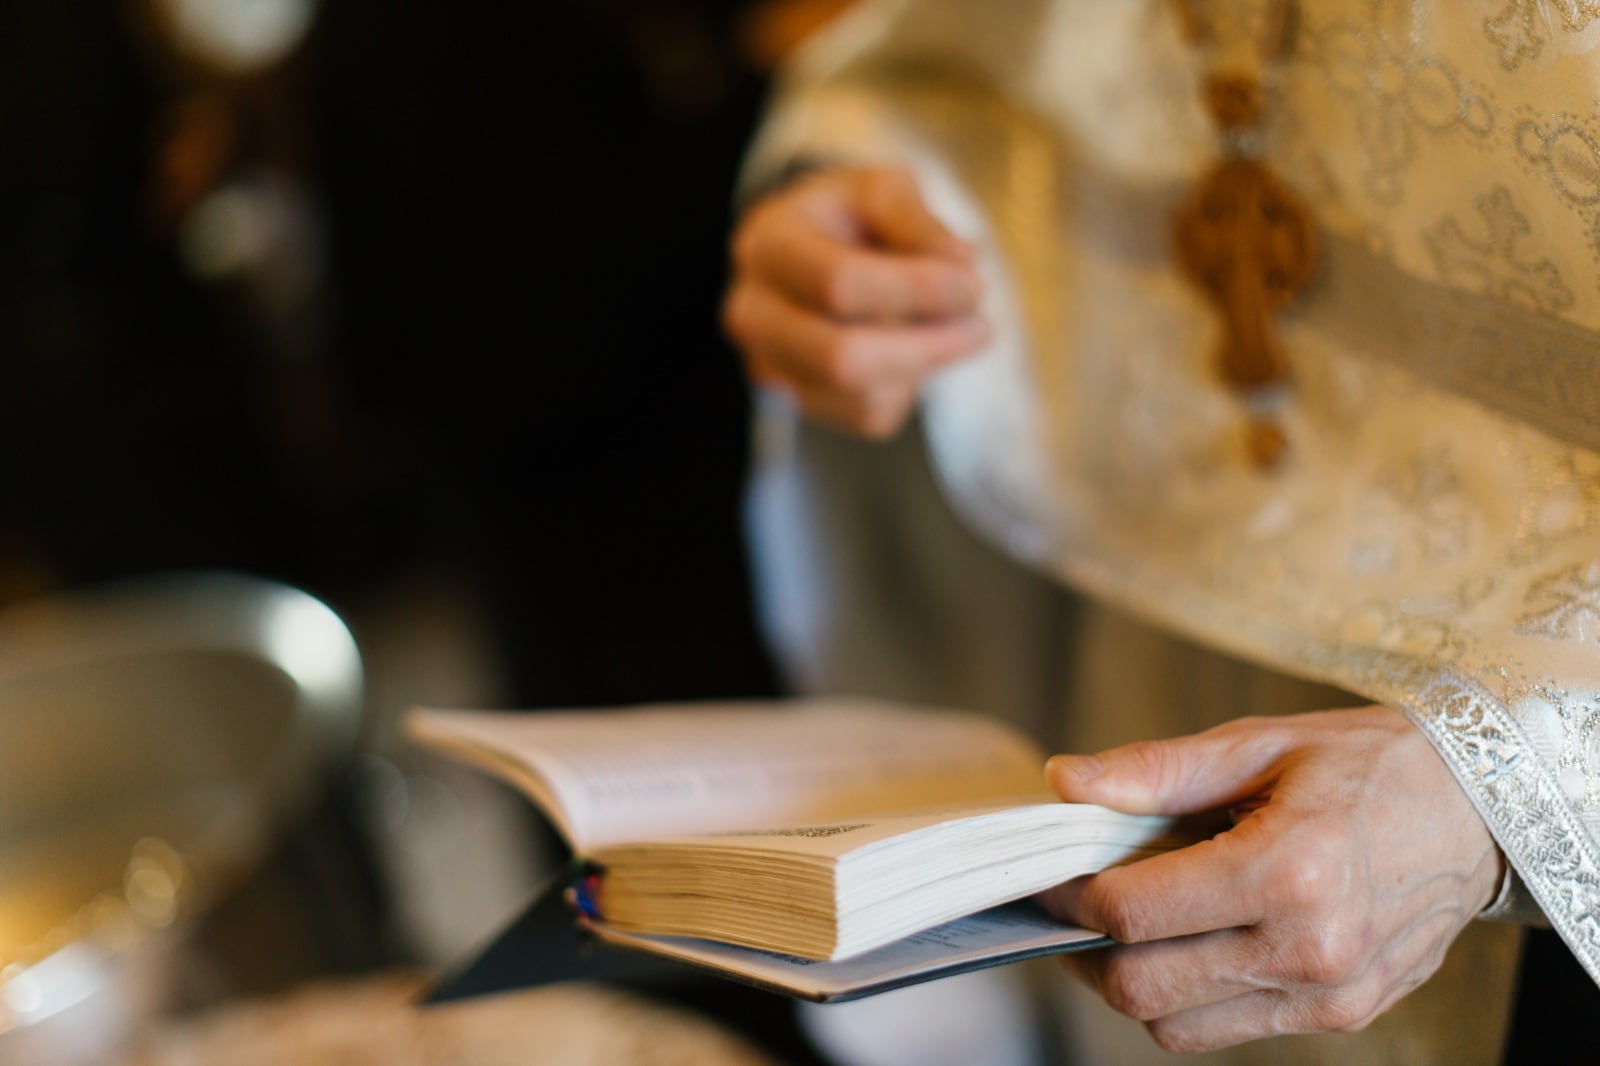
1071 168 1600 453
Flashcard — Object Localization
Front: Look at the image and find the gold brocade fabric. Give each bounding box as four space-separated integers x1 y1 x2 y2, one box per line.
746 0 1600 1023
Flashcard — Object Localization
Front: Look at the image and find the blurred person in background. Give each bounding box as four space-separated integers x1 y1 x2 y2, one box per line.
727 0 1600 1062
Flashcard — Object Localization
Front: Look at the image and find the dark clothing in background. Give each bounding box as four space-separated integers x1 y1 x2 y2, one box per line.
0 0 779 708
310 0 780 708
0 3 294 588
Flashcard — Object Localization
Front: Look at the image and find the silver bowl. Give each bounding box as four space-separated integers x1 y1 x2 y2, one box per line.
0 572 362 1063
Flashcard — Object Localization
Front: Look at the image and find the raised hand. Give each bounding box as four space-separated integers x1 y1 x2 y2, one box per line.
723 166 990 437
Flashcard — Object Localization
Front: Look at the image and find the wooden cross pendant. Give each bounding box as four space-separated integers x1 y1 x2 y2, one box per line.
1173 139 1318 467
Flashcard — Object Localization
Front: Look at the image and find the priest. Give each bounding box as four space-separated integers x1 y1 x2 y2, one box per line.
726 0 1600 1060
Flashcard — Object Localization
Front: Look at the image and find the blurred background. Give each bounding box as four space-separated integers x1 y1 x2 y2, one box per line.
0 1 856 1061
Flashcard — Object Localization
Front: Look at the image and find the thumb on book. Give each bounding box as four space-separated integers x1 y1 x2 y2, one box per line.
1045 726 1282 816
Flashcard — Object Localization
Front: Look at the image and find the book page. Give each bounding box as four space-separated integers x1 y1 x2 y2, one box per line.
594 802 1051 863
584 901 1109 1003
406 699 1048 851
589 802 1179 960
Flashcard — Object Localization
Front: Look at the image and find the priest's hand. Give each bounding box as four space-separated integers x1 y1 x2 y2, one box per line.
1039 707 1504 1053
722 165 990 438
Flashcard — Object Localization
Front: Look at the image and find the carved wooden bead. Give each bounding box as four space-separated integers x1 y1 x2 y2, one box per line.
1246 418 1290 469
1204 72 1266 131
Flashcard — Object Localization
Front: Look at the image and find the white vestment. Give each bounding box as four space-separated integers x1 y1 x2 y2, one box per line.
744 1 1600 1061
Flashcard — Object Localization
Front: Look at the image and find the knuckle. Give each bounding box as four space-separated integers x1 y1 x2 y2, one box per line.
1087 882 1149 944
1147 1019 1208 1056
818 260 865 316
856 395 909 440
1316 985 1382 1033
1279 860 1331 914
856 167 919 217
1214 715 1274 748
1276 832 1350 913
916 264 975 312
1291 924 1363 986
869 164 913 186
817 330 870 391
904 266 948 313
859 165 911 196
1100 959 1165 1021
1119 740 1178 793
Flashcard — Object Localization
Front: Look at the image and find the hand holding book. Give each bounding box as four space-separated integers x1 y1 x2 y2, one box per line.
408 698 1195 1000
1038 707 1504 1052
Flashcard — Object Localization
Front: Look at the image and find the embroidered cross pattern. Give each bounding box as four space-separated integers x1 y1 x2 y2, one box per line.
1517 560 1600 642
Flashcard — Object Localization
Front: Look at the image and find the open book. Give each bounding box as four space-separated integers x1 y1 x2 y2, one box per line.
407 698 1187 1001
